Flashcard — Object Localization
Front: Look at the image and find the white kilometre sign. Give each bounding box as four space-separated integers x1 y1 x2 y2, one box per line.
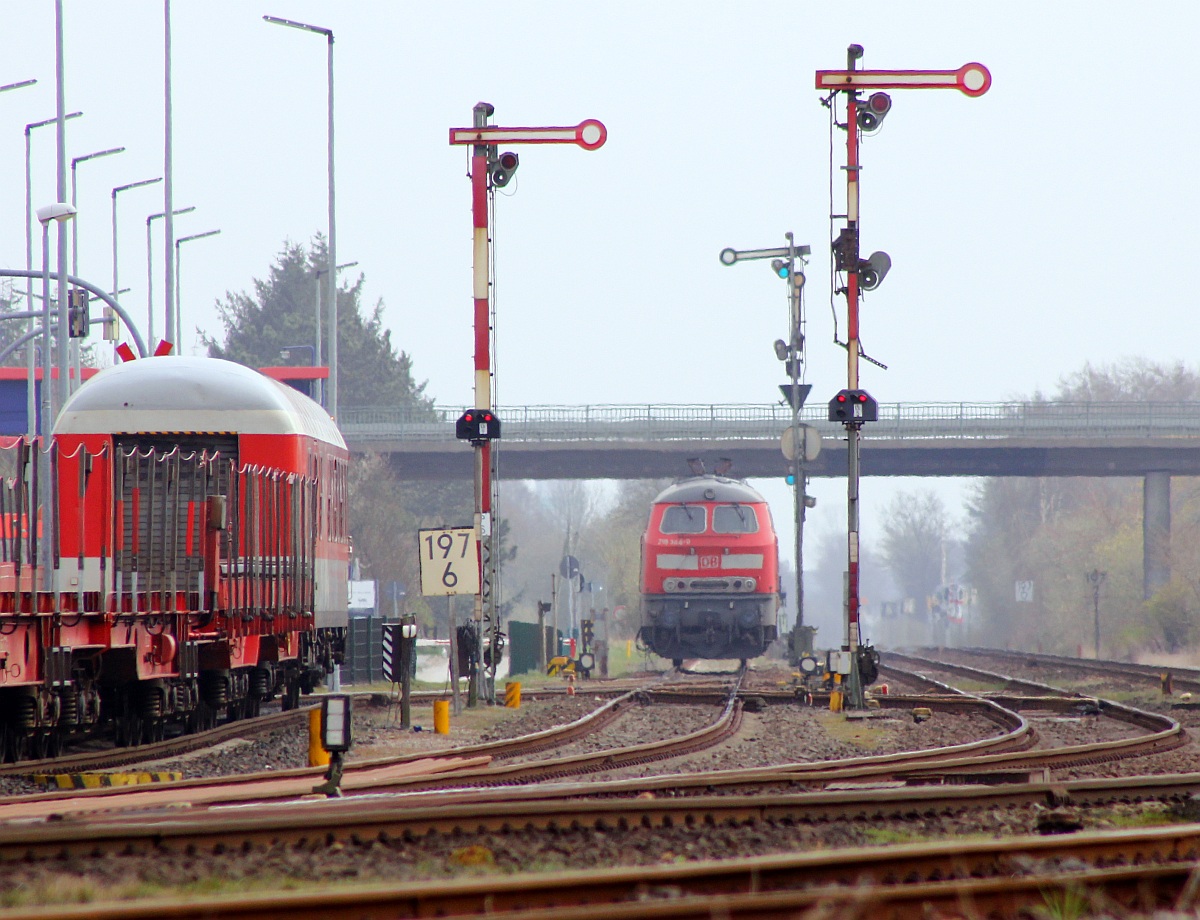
418 527 480 597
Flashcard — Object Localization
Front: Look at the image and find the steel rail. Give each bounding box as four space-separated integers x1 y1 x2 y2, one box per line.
0 706 310 778
951 645 1200 694
5 821 1200 919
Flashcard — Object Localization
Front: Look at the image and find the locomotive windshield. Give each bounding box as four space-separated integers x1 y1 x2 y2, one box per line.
713 504 759 534
661 504 706 534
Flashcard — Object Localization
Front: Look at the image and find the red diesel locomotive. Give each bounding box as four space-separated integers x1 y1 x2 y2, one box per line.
0 356 347 759
639 474 780 666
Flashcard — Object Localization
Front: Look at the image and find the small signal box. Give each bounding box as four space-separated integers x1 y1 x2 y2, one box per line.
828 389 878 423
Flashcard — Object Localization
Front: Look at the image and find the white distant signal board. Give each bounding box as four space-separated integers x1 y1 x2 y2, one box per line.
418 527 480 596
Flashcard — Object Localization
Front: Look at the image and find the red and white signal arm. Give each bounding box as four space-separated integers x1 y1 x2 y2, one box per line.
816 63 991 97
449 119 607 151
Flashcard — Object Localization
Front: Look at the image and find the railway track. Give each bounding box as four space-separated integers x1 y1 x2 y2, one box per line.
4 657 1199 917
8 815 1200 919
938 645 1200 695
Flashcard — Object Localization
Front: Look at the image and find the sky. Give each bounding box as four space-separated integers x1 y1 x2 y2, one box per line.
2 2 1197 595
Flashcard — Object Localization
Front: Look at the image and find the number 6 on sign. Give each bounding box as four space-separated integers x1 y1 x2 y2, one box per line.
418 527 480 596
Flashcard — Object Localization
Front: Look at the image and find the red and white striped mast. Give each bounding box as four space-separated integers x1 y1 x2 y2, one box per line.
816 47 990 709
450 105 606 704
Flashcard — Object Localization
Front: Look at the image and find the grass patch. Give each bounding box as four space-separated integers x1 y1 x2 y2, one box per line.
859 827 929 846
816 711 892 750
1098 806 1183 829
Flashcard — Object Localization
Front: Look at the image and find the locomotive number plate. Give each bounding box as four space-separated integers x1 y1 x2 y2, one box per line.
418 527 481 596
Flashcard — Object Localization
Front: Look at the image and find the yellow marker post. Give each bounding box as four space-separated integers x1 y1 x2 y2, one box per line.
504 682 521 709
308 707 330 767
830 674 844 713
433 699 450 734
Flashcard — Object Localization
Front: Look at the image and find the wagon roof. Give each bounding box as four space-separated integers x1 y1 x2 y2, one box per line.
54 356 346 448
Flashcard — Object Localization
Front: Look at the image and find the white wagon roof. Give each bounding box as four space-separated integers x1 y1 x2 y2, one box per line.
54 356 346 448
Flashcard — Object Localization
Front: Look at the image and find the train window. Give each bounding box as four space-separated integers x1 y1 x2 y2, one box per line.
660 504 706 534
713 504 759 534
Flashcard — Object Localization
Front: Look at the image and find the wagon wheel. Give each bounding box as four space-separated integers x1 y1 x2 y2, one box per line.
28 732 48 761
7 730 28 763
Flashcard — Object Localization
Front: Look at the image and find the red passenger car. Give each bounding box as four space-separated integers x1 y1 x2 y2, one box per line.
639 474 780 666
0 357 347 759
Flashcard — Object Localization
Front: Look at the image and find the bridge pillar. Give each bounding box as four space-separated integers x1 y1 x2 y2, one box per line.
1143 471 1171 599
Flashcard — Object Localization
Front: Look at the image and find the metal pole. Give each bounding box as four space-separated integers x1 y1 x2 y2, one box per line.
39 218 53 591
842 45 865 710
469 101 495 708
146 215 155 345
55 0 70 413
25 113 81 438
25 127 35 440
146 206 194 346
71 148 124 391
112 178 162 351
163 0 175 347
785 233 805 633
400 618 414 729
313 269 322 406
325 30 337 420
174 229 220 353
448 594 461 715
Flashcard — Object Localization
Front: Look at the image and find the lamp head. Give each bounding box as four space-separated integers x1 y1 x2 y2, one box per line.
36 202 76 224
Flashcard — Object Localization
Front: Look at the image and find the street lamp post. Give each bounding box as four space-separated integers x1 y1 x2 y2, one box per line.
70 147 125 391
312 261 356 408
111 178 162 347
37 203 76 591
174 229 220 351
264 15 337 418
25 112 82 437
145 206 194 346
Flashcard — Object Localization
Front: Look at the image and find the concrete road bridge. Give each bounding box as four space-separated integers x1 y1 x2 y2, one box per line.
341 400 1200 599
340 401 1200 481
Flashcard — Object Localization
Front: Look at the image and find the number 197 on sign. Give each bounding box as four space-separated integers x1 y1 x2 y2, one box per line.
418 527 480 596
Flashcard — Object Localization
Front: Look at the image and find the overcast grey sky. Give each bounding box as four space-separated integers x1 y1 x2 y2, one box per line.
2 2 1194 592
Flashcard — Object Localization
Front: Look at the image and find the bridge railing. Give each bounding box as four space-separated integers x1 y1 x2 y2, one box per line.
338 402 1200 444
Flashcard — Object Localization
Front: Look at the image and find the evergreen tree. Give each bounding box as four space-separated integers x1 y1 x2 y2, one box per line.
202 238 432 412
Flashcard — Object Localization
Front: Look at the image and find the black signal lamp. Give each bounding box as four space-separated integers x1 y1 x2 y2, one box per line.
456 409 502 442
857 92 892 131
490 150 519 187
828 389 878 423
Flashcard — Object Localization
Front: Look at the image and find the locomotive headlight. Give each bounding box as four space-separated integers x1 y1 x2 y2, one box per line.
745 577 756 591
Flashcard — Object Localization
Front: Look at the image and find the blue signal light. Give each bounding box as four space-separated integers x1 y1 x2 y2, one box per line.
785 474 796 486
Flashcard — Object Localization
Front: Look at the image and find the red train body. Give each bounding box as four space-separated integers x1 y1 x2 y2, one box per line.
0 357 347 758
639 475 780 664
